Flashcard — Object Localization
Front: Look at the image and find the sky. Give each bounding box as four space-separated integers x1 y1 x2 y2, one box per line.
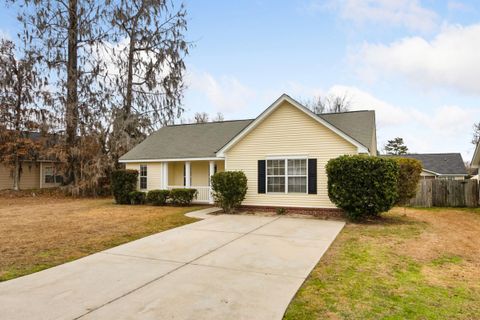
1 0 479 161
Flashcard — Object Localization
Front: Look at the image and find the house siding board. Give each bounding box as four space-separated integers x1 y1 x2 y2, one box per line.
191 161 209 186
126 162 163 191
216 160 225 173
1 161 45 190
0 164 13 190
225 101 357 208
20 162 40 189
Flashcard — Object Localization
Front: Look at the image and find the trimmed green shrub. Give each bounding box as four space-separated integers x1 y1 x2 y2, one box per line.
111 169 138 204
393 157 423 206
129 191 146 205
170 188 197 206
326 155 399 219
211 171 248 214
146 189 170 206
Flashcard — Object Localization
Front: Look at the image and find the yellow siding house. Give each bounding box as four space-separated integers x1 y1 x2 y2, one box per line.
120 94 377 208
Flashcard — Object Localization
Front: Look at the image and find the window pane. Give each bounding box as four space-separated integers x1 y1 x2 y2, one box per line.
140 177 147 189
140 165 147 177
267 177 285 193
45 175 54 183
288 159 306 175
288 177 307 193
267 159 285 175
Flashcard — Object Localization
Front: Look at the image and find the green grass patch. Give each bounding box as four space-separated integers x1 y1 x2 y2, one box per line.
284 213 480 320
431 255 463 266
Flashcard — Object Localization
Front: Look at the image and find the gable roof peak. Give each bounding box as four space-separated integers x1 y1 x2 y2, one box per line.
216 93 372 156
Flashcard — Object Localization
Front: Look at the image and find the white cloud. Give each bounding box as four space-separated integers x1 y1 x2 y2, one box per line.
186 70 255 113
356 23 480 95
306 85 478 158
319 0 438 32
327 85 409 126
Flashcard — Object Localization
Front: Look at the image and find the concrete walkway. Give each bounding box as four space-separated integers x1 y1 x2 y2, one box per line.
0 210 345 320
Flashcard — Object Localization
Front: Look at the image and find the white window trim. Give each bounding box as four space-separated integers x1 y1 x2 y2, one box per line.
139 165 148 190
265 156 308 195
43 165 54 184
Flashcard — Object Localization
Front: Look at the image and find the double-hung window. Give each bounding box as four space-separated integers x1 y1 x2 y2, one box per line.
266 159 285 193
140 165 147 189
44 166 63 184
266 158 307 193
44 166 54 184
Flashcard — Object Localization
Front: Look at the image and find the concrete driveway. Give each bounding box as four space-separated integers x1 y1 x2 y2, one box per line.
0 212 344 320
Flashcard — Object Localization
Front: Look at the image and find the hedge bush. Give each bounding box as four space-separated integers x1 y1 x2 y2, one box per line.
146 189 170 206
393 157 422 206
326 155 399 219
211 171 248 214
129 191 146 205
170 188 197 206
111 169 138 204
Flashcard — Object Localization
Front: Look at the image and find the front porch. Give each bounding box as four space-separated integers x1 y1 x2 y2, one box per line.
129 159 225 204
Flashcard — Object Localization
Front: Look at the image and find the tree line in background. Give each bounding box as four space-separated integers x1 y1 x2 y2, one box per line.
0 0 189 194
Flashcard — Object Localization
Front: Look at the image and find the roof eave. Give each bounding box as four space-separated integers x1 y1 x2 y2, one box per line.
422 168 468 176
119 156 224 163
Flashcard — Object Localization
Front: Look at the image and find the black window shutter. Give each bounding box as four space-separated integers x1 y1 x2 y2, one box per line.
258 160 266 194
308 158 317 194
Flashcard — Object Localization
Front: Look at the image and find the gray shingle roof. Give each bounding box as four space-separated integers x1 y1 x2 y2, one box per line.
384 153 467 175
120 110 376 161
318 111 375 151
120 119 253 160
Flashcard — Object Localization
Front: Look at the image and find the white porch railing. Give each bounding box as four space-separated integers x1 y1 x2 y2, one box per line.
167 185 212 204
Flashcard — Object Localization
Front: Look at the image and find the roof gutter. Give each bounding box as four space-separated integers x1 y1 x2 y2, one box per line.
119 157 223 163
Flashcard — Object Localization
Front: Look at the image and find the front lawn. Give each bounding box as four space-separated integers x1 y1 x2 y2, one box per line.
285 207 480 319
0 195 201 281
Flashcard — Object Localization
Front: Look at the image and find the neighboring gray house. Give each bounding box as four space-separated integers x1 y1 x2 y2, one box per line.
386 153 468 180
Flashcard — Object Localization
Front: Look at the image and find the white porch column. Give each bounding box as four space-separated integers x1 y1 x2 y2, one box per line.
185 161 191 188
162 162 169 189
209 161 215 204
209 161 215 186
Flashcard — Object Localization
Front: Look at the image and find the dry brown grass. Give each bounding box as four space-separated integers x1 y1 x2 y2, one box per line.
285 207 480 319
0 195 201 281
397 207 480 289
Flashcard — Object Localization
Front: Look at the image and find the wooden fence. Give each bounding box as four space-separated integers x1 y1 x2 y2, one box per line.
409 179 479 207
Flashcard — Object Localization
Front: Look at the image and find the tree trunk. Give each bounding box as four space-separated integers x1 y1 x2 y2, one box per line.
65 0 79 185
13 66 23 191
125 33 135 117
13 156 20 191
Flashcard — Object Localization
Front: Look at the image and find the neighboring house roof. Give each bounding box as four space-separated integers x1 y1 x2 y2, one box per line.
1 130 62 162
384 153 467 175
120 94 376 162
